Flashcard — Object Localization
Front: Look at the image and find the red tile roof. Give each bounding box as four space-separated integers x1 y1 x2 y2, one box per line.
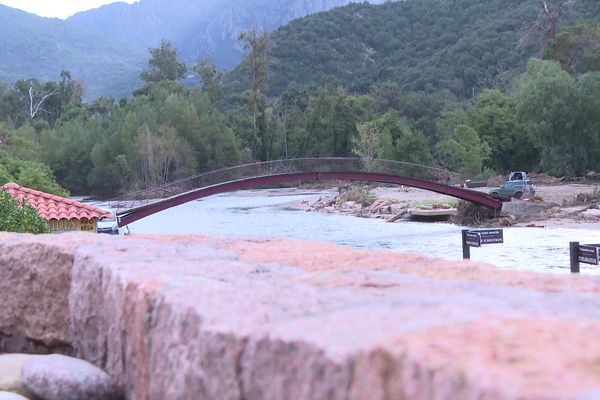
2 182 111 221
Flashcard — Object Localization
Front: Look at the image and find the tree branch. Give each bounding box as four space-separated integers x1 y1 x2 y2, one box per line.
29 87 56 119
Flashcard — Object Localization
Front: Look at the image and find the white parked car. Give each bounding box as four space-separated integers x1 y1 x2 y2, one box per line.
97 210 129 235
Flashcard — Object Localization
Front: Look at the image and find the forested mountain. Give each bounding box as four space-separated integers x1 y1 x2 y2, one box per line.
0 4 146 100
67 0 385 69
2 0 600 201
262 0 600 98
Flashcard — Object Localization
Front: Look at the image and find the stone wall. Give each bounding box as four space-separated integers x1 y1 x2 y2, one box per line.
2 232 600 399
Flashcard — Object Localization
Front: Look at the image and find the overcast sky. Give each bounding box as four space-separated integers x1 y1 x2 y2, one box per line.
0 0 140 19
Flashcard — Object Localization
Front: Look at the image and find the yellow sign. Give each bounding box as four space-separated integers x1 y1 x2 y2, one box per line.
50 218 97 233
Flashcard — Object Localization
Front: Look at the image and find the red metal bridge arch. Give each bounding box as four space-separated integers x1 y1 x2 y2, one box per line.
110 158 503 227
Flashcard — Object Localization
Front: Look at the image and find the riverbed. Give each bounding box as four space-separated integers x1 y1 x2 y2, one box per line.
119 189 600 275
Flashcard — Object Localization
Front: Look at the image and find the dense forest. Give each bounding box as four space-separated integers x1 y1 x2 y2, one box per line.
0 4 146 100
0 0 599 198
240 0 599 97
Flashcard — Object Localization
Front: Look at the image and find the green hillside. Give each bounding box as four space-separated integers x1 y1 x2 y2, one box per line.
67 0 385 69
264 0 599 97
0 4 146 99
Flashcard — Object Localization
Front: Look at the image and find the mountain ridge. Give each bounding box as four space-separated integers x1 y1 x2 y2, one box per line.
0 3 146 99
67 0 386 68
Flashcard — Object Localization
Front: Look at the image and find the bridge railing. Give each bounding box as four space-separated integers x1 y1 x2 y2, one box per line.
108 158 461 213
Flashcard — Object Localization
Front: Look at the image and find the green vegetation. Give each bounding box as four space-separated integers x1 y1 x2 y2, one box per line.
338 185 376 207
514 59 600 176
1 0 600 200
0 190 50 233
0 153 69 197
264 0 598 98
265 0 533 97
0 4 146 100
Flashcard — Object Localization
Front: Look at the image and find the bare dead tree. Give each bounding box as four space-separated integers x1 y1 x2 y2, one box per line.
518 0 577 55
28 86 56 119
352 121 380 171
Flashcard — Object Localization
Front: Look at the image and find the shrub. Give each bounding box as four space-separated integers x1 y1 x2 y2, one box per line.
0 191 50 233
0 151 69 197
338 185 376 206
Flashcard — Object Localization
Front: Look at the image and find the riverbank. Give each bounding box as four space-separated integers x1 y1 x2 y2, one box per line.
276 183 600 230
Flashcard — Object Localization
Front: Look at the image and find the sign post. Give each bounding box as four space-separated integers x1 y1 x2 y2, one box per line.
462 230 471 259
569 242 600 274
462 229 503 260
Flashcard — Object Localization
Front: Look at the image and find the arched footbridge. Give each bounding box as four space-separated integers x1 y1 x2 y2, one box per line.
108 158 504 227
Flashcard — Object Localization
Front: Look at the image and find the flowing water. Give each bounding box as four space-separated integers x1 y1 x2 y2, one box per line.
117 190 600 275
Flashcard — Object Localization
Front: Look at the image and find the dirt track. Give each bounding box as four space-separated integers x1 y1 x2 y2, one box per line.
371 183 599 206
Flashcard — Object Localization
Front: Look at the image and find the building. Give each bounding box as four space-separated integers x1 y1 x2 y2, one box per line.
2 182 111 233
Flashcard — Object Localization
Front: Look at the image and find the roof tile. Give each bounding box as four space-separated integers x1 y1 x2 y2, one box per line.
2 182 111 221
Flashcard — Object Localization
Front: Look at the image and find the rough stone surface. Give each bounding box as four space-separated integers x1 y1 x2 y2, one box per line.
21 354 120 400
2 232 600 399
0 354 40 397
0 233 92 350
0 391 30 400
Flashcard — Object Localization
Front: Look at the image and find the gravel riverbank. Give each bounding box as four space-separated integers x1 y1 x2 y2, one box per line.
273 183 600 230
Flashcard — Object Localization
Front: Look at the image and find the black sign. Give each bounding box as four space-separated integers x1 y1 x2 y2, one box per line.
471 229 504 244
577 244 600 265
465 231 481 247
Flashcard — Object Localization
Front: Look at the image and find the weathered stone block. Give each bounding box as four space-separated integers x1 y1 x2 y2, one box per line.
2 233 600 399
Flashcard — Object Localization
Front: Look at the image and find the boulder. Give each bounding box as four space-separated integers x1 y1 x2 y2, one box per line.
581 208 600 221
0 234 93 350
21 354 121 400
0 354 40 397
0 392 30 400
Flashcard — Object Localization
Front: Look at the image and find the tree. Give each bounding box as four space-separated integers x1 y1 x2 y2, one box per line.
301 87 371 157
0 190 50 233
135 123 194 188
435 124 490 177
578 72 600 172
0 150 68 196
374 110 432 166
140 40 187 82
238 27 270 159
28 86 56 120
545 22 600 73
275 83 309 158
468 90 538 172
520 0 577 55
1 73 83 130
536 0 576 40
514 59 587 176
352 121 380 170
194 58 224 104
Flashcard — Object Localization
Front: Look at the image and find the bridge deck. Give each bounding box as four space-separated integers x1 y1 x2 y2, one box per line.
107 158 502 227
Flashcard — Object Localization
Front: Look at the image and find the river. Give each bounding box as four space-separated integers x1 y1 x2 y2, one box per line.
119 190 600 275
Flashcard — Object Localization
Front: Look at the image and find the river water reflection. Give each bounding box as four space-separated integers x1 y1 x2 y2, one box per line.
124 190 600 275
